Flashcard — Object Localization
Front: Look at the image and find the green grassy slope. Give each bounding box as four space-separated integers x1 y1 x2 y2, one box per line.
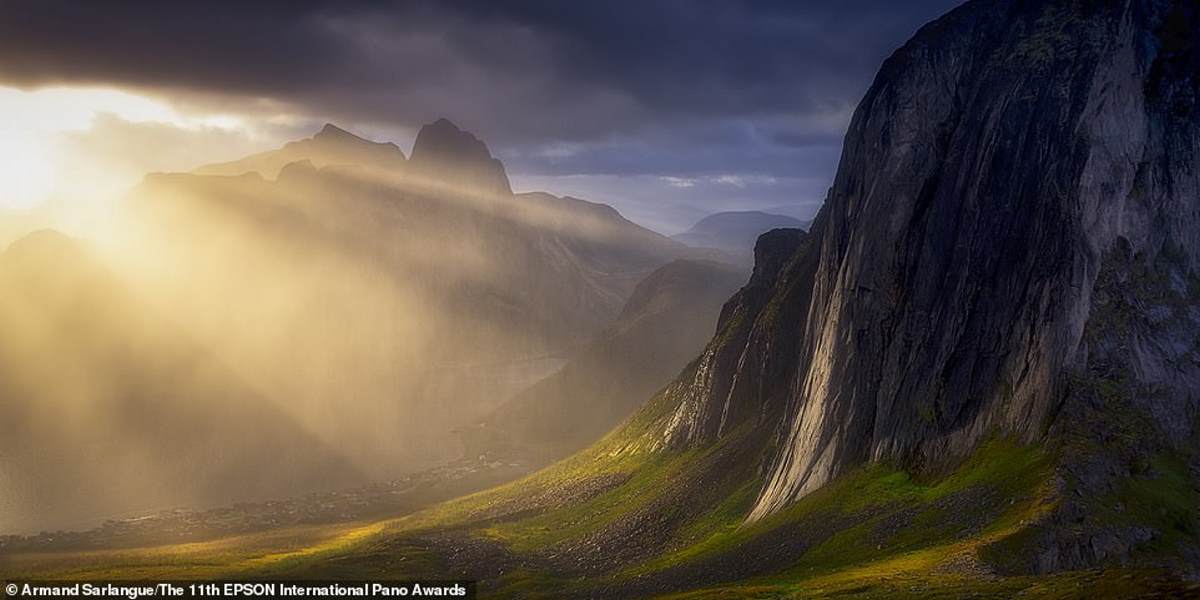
6 388 1195 598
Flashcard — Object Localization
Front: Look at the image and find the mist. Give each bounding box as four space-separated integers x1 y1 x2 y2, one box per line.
0 122 710 534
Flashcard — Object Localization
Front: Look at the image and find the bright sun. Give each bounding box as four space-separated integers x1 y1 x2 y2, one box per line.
0 86 228 211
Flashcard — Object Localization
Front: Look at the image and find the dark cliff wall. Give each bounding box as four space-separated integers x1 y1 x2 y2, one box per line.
653 0 1199 524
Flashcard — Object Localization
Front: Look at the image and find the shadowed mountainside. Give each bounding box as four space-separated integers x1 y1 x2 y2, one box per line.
459 258 749 464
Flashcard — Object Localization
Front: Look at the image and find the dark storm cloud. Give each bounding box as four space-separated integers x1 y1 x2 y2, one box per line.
0 0 963 225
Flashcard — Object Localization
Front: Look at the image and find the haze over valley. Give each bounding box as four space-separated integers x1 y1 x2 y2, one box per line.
2 1 1198 598
0 119 744 534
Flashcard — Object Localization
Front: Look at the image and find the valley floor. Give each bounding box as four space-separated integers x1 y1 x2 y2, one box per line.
3 411 1197 599
1 505 1189 599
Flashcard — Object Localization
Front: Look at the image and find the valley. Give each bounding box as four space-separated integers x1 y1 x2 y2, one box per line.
2 0 1199 597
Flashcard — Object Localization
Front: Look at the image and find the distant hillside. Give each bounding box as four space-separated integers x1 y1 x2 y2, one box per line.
459 258 747 463
672 210 807 261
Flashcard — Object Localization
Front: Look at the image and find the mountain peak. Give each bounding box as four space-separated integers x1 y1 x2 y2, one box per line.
409 118 512 196
313 123 371 144
411 118 483 158
195 123 406 178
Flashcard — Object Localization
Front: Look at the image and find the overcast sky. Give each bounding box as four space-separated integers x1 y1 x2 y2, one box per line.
0 0 964 234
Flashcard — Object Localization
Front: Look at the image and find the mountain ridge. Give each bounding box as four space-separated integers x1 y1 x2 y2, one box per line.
195 123 407 179
671 210 808 261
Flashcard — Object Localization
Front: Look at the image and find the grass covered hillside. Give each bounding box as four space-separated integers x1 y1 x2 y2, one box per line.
4 382 1195 597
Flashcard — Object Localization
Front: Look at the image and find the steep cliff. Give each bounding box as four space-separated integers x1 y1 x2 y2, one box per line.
5 0 1198 594
655 0 1200 532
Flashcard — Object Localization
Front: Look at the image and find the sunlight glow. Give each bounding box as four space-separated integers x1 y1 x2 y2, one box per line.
0 86 245 210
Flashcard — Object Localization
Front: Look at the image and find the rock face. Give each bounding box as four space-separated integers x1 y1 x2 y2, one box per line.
408 118 512 196
654 0 1200 529
672 211 808 262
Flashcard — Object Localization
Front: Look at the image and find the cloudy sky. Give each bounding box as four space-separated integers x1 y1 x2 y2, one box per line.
0 0 962 234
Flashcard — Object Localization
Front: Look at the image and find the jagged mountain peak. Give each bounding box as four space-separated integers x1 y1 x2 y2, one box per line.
195 123 406 179
408 118 512 195
307 123 406 156
314 122 355 139
410 118 485 161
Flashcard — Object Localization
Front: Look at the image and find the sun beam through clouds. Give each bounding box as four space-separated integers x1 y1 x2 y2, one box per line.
0 86 274 221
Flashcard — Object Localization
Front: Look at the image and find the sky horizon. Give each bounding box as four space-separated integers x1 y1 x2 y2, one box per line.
0 0 964 235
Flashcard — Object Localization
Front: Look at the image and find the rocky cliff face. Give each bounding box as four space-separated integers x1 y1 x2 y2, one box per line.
655 0 1200 529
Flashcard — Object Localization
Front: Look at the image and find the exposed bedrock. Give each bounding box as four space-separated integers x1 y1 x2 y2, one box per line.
653 0 1199 528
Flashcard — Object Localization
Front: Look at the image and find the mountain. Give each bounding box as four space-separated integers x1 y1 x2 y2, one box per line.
206 0 1194 595
0 231 362 534
672 210 807 261
663 0 1200 529
7 2 1199 595
458 258 748 463
110 119 708 502
195 123 407 179
408 118 512 196
173 119 698 354
0 119 715 535
196 119 509 195
649 0 1200 573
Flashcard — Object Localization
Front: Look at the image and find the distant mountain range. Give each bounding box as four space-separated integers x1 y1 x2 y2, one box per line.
0 119 722 534
672 210 807 262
